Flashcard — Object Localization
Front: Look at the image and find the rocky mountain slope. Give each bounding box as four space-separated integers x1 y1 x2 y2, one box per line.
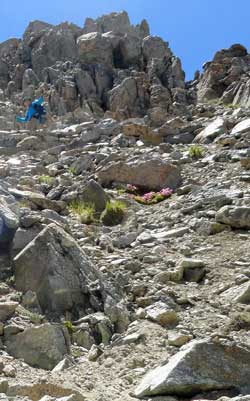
0 10 250 401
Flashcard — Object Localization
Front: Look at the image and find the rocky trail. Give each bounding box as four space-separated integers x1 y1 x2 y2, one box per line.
0 9 250 401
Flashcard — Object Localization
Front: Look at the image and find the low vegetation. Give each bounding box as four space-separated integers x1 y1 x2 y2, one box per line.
37 175 54 185
68 200 96 224
64 320 74 335
126 184 173 205
188 144 204 159
100 200 127 226
68 166 77 176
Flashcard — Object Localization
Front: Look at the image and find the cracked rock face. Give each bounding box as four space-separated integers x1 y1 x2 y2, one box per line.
0 11 187 125
14 223 119 319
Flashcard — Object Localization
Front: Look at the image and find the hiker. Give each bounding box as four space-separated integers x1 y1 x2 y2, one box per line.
16 96 47 129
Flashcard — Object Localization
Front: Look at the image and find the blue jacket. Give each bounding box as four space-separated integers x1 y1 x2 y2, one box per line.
16 97 44 123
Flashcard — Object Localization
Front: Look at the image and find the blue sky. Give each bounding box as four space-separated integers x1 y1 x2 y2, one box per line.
0 0 249 80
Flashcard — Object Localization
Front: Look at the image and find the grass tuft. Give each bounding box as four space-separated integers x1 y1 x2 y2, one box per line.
188 144 204 159
100 200 126 226
69 200 96 224
37 175 54 185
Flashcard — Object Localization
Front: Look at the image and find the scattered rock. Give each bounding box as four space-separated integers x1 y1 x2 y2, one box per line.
135 340 250 397
145 301 179 328
5 323 70 370
0 302 18 322
216 206 250 228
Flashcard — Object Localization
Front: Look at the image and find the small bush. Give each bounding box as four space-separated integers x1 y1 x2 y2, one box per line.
69 200 96 224
224 103 240 110
37 175 54 185
68 167 77 176
100 200 126 226
64 320 74 335
188 145 204 159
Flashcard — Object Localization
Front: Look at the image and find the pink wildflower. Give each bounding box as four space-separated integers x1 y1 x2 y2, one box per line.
127 184 138 192
159 188 173 197
142 192 155 201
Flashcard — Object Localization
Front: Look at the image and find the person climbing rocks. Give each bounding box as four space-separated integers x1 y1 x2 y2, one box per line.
16 96 47 129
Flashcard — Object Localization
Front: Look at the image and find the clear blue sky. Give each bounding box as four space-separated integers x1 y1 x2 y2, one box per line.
1 0 250 80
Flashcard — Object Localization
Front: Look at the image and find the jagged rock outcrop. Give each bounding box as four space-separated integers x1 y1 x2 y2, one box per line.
196 44 250 107
83 11 149 38
0 11 187 126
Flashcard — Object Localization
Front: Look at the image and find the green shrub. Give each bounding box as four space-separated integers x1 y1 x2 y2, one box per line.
37 175 54 185
224 103 240 110
188 145 204 159
100 200 126 226
69 200 96 224
64 320 74 335
68 167 77 176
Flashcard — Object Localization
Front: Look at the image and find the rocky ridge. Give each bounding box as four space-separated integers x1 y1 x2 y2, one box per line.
0 9 250 401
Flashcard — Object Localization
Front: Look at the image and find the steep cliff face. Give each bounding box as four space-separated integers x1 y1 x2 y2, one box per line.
0 11 187 126
194 43 250 107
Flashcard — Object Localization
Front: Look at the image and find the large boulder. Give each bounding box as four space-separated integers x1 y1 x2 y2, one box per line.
9 188 64 212
142 36 172 62
194 117 227 143
135 340 250 397
196 44 250 104
83 11 132 35
77 32 113 66
118 34 142 68
79 180 109 212
0 197 19 250
14 223 117 318
0 301 18 322
222 282 250 304
0 60 9 89
0 38 20 89
231 118 250 136
5 323 70 370
26 23 81 77
108 75 149 118
23 20 53 42
213 44 247 61
83 11 149 38
108 77 138 116
74 68 96 99
22 68 39 90
97 157 181 190
216 206 250 228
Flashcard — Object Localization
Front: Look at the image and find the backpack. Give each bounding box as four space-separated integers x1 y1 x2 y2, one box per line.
33 102 46 120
